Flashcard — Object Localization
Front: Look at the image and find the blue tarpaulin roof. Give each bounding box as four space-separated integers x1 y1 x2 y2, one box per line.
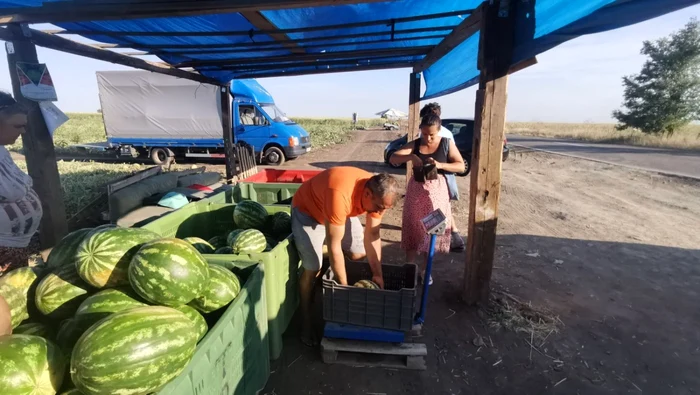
0 0 698 100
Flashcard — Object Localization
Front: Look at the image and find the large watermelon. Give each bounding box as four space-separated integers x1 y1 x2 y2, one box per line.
174 305 208 342
0 283 29 328
182 237 215 254
233 200 268 230
75 227 160 288
225 229 244 246
189 265 241 313
60 390 83 395
70 306 198 395
75 287 146 323
0 334 66 395
128 238 210 306
0 265 44 289
35 264 93 319
229 229 267 254
270 211 292 240
354 280 380 289
14 322 54 340
46 228 92 269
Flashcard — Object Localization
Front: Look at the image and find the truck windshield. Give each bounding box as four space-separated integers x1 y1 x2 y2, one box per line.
260 103 291 123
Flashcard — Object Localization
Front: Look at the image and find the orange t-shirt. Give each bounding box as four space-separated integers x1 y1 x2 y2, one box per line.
292 167 382 226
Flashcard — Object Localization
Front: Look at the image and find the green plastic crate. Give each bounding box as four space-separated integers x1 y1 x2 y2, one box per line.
157 263 269 395
206 182 301 205
142 202 301 360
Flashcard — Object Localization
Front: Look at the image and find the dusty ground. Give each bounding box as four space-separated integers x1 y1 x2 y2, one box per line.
259 129 700 395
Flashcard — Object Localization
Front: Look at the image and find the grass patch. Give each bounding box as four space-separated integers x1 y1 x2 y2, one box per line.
294 118 385 148
507 122 700 151
485 290 562 343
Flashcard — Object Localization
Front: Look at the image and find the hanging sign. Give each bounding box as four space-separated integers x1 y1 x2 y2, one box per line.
16 62 57 102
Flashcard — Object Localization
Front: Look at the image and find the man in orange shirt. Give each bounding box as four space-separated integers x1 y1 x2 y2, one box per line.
292 166 399 346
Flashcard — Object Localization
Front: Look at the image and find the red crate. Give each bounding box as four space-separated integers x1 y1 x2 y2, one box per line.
242 169 321 183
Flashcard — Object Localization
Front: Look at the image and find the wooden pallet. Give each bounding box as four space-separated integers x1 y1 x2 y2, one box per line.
321 338 427 370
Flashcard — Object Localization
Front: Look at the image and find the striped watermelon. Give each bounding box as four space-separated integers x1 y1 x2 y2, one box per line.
225 229 244 246
0 265 43 289
60 390 83 395
174 305 208 342
0 334 66 395
229 229 267 254
233 200 268 230
270 211 292 240
128 238 210 306
354 280 379 289
190 265 241 313
35 264 94 319
14 322 54 340
75 287 146 323
215 246 233 254
70 306 198 395
263 233 278 251
46 228 92 269
182 237 216 254
0 283 29 328
75 227 160 288
207 235 227 249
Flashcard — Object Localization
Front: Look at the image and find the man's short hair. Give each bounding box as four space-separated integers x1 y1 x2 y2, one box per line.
419 102 441 118
366 173 399 201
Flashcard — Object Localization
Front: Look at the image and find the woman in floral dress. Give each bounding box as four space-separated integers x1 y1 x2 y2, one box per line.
389 114 465 284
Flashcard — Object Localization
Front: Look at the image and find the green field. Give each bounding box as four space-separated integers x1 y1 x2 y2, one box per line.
7 113 385 153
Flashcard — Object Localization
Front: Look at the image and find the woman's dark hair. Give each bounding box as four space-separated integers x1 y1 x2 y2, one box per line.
0 91 26 116
419 102 441 118
419 113 441 128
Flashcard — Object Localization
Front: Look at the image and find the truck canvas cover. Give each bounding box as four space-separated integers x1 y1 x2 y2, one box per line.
97 70 222 140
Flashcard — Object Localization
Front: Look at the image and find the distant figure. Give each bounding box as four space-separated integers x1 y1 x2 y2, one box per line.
352 112 358 127
0 91 42 274
240 108 255 125
291 167 399 346
390 114 465 285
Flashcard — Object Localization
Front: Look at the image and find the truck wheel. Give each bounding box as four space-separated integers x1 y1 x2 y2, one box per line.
263 146 285 166
151 147 174 166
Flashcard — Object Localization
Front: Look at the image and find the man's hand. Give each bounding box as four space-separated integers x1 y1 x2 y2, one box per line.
372 274 385 289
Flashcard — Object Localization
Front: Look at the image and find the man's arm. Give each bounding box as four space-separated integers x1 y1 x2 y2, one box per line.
325 222 348 285
364 214 384 288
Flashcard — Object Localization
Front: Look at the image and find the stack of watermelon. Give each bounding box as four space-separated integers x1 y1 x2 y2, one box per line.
0 222 246 395
188 201 292 256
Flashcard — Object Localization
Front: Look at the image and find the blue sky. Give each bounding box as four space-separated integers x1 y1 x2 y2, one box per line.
0 4 697 122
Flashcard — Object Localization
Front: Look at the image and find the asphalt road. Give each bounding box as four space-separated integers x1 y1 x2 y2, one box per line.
507 135 700 179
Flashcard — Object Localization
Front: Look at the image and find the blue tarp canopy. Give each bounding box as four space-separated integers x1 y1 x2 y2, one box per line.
0 0 697 100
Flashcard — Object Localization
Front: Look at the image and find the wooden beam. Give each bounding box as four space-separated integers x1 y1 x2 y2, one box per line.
125 34 449 57
175 46 432 68
0 0 397 25
230 61 412 79
60 26 455 49
508 56 538 75
201 55 419 71
0 26 222 86
464 0 516 305
220 85 236 181
241 11 305 54
44 9 472 37
5 24 68 248
414 4 483 72
405 71 421 182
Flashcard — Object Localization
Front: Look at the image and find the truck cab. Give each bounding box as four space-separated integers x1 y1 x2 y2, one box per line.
231 80 311 166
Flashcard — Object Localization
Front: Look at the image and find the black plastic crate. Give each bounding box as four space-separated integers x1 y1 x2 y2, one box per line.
322 261 418 331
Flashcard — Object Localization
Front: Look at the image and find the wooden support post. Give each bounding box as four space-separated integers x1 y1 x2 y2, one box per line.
220 84 236 181
5 24 67 248
463 1 515 305
405 71 421 182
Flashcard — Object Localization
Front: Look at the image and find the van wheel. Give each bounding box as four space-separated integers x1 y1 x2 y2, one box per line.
263 146 285 166
151 147 174 166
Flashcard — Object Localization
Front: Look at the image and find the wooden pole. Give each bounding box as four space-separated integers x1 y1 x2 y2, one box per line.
220 84 236 181
405 71 421 182
463 0 515 305
5 24 67 248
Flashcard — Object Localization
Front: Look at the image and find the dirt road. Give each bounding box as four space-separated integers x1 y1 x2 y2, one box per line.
263 129 700 395
507 135 700 179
